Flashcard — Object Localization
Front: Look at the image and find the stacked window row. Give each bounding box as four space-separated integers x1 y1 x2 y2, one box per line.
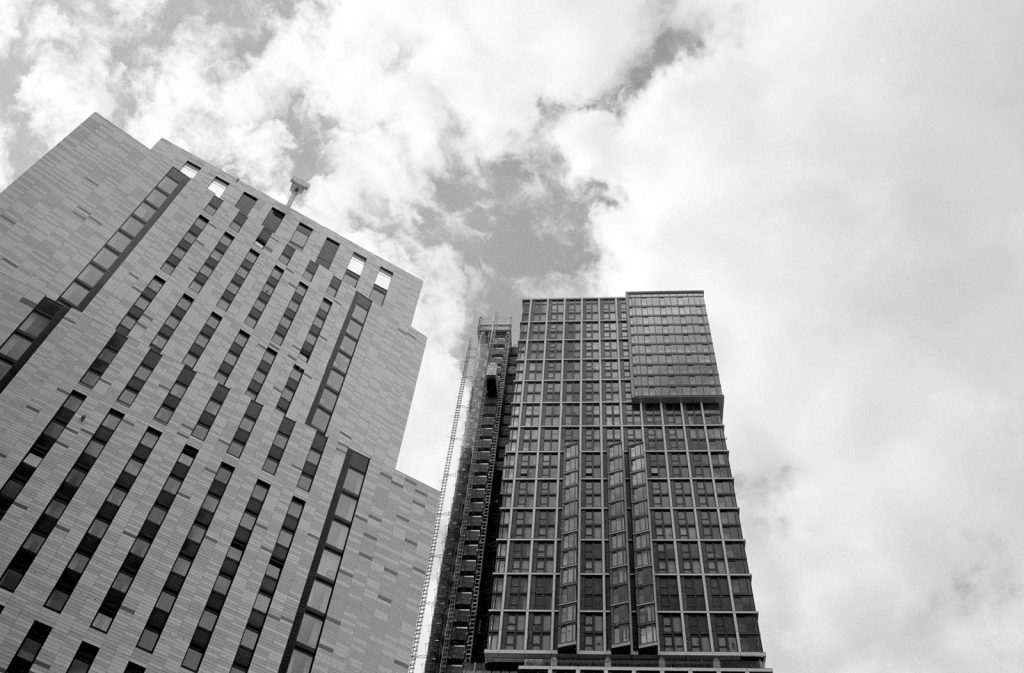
181 481 271 670
229 497 305 673
282 452 368 673
134 463 234 650
307 294 371 434
0 409 123 589
45 428 162 611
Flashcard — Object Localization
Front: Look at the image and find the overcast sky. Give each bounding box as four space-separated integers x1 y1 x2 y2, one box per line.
2 1 1023 671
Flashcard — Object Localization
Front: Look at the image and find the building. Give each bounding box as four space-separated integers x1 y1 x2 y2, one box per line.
0 114 438 673
422 294 769 673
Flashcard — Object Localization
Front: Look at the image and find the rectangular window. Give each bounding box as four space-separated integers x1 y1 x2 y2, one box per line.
228 401 263 457
278 366 303 412
183 313 221 368
10 621 51 670
247 349 276 397
67 641 99 672
216 331 249 384
161 216 209 274
245 267 283 328
189 233 233 293
155 367 196 423
208 177 228 197
346 253 365 277
299 300 332 360
271 285 307 347
217 250 259 310
193 384 229 439
262 418 295 475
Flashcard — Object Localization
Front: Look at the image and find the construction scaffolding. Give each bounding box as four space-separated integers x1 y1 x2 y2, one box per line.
409 319 516 673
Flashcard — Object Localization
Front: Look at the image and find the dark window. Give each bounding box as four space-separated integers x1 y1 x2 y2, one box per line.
67 641 99 672
189 233 233 292
161 216 209 274
216 331 249 384
228 401 263 457
277 366 303 412
244 267 283 328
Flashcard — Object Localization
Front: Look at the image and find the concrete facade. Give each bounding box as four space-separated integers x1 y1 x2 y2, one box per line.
0 114 437 673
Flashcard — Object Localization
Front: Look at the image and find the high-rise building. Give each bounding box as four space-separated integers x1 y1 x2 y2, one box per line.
0 114 437 673
422 294 769 673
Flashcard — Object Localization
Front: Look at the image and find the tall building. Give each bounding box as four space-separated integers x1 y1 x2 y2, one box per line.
0 114 437 673
423 294 769 673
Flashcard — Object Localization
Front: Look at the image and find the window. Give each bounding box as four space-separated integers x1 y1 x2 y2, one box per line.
228 401 263 457
208 177 228 197
193 384 229 439
347 253 365 276
216 331 249 384
67 641 99 672
278 366 303 412
181 162 200 178
10 621 51 670
374 268 392 291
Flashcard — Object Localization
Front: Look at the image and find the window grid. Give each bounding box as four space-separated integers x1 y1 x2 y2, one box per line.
278 366 303 412
192 384 229 440
299 299 332 360
244 267 283 328
216 331 250 384
228 401 263 457
229 497 304 673
0 391 86 521
161 216 210 274
59 170 184 310
135 463 234 651
262 418 295 475
188 233 234 293
0 410 125 592
307 294 370 433
180 481 271 671
45 429 162 612
154 367 196 423
217 249 259 310
90 446 199 633
183 313 222 369
270 284 307 347
281 454 367 673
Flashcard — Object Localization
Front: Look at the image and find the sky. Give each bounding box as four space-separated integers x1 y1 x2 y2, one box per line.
2 1 1023 671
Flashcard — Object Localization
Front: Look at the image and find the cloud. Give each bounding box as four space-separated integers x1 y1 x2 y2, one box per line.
545 2 1024 670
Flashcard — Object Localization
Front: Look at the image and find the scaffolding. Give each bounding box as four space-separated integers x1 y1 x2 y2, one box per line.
409 319 514 673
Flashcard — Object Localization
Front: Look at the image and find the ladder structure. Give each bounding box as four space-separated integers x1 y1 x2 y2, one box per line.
414 319 515 673
408 340 475 673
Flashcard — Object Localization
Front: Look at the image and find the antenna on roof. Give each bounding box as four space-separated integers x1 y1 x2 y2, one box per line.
287 177 309 207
